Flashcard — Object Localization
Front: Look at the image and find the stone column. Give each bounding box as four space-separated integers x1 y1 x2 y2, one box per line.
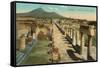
75 30 77 45
69 28 71 38
76 30 80 46
72 29 76 46
65 27 68 36
68 28 70 37
87 26 95 60
19 34 26 51
80 32 85 55
70 28 73 39
87 35 93 60
27 31 33 45
67 27 68 35
65 29 67 36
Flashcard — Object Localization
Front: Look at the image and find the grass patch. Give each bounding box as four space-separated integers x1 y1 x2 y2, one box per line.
21 40 50 65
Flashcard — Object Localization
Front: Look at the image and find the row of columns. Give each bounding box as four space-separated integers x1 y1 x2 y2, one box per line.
64 24 95 60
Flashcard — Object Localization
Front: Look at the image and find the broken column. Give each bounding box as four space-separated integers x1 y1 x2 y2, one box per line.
19 34 26 51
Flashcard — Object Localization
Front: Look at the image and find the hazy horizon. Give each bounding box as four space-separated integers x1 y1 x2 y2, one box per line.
16 3 96 21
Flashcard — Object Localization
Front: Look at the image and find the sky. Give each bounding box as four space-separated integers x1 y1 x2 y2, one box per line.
16 3 96 21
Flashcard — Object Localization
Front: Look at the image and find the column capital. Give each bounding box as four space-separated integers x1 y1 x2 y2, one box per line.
88 25 95 36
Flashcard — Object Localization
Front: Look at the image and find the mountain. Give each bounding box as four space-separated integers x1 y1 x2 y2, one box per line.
17 8 65 18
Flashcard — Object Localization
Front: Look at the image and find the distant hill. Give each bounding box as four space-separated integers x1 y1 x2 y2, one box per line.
17 8 65 18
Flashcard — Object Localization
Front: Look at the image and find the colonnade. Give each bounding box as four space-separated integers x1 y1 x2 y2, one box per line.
64 23 95 60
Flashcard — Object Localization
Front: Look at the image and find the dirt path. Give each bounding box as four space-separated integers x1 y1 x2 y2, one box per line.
52 23 76 62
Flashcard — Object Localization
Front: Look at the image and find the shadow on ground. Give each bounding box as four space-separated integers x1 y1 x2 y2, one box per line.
66 49 83 61
72 44 81 54
87 56 95 61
